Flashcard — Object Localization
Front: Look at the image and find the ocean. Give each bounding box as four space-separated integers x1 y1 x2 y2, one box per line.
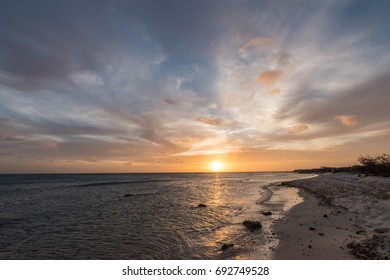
0 172 313 259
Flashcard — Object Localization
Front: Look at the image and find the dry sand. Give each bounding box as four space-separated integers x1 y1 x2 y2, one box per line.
272 173 390 259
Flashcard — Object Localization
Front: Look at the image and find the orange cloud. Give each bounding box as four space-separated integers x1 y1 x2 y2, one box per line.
242 36 276 50
268 88 282 95
173 138 203 146
289 124 309 133
197 117 223 126
257 70 283 86
335 115 358 127
37 139 59 148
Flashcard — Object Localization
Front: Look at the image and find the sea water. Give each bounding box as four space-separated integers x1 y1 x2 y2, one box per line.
0 172 312 259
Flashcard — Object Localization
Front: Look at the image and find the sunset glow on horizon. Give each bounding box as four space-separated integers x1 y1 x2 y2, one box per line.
209 161 224 172
0 0 389 173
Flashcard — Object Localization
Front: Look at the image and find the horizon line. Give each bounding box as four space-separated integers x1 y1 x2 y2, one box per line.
0 170 296 175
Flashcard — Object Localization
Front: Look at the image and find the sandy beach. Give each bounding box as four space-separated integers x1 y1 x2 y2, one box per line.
272 173 390 259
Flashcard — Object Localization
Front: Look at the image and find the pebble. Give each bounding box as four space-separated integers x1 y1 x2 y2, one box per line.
221 243 234 251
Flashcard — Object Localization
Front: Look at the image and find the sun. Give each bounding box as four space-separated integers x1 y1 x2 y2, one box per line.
209 161 224 172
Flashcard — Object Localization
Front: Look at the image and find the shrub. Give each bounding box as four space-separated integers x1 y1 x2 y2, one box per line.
357 154 390 176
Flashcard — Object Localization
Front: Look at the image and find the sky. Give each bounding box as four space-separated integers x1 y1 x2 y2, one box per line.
1 0 390 173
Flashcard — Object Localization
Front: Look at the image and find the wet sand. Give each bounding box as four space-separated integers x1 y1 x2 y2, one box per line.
272 173 390 260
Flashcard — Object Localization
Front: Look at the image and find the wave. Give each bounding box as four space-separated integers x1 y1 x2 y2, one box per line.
122 192 157 197
69 179 172 188
256 185 274 204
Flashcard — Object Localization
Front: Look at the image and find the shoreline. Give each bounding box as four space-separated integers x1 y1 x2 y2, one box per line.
272 173 390 260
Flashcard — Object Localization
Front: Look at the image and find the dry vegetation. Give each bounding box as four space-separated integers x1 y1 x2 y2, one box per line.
295 154 390 177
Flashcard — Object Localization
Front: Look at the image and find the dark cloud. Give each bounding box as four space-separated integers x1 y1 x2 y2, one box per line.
0 105 126 137
278 72 390 127
0 134 24 142
0 0 225 93
0 1 118 90
163 98 179 105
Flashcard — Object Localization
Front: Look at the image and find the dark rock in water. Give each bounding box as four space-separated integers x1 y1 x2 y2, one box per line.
123 194 134 197
243 220 262 231
309 227 316 231
221 243 234 251
318 232 324 236
261 211 272 216
197 203 207 208
323 214 328 218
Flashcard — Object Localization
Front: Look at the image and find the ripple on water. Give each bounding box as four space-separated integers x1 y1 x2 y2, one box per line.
0 172 313 259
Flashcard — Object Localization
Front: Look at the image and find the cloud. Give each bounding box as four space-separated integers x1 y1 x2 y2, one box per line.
289 124 309 133
163 98 179 105
83 157 98 163
240 36 276 52
1 0 390 172
276 52 291 68
278 72 390 127
197 117 223 126
0 135 24 142
0 1 115 91
335 115 358 127
37 139 59 149
70 71 104 87
256 71 283 86
268 88 282 95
